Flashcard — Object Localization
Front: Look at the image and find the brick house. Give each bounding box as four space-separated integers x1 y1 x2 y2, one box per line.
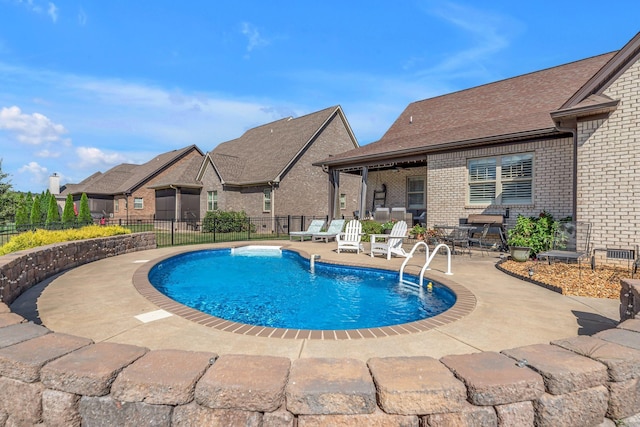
197 105 361 223
61 145 204 221
318 32 640 255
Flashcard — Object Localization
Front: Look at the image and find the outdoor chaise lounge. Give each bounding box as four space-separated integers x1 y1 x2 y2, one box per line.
289 219 325 241
336 219 364 253
312 219 346 243
370 220 410 260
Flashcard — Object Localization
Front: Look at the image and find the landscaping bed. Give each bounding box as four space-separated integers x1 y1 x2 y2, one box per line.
498 259 635 299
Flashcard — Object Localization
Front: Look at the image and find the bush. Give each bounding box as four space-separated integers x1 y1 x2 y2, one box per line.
201 210 255 233
507 211 559 257
360 220 383 242
0 225 131 255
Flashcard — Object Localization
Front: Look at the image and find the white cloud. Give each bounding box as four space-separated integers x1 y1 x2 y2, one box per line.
240 22 269 52
0 106 69 145
75 147 130 169
18 161 49 186
47 2 58 22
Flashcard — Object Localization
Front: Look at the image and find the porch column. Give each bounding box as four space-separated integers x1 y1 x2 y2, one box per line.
328 169 340 221
359 167 368 219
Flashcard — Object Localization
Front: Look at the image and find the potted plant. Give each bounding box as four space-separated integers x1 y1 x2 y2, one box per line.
381 219 397 234
410 224 426 240
506 212 557 261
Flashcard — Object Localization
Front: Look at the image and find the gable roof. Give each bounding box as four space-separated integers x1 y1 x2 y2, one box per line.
321 48 625 167
204 105 358 186
63 145 204 196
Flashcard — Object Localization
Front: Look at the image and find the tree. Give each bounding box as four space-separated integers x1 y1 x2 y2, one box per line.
30 194 42 227
62 194 76 228
15 194 30 231
0 159 13 223
45 194 61 228
78 193 92 225
39 190 51 224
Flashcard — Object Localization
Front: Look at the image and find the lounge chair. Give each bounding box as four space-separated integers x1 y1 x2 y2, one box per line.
390 207 407 222
373 207 390 223
312 219 346 243
336 219 364 253
289 219 325 241
370 220 410 260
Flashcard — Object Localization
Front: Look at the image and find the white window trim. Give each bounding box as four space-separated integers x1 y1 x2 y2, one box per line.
263 189 271 212
114 199 119 213
134 197 144 210
339 193 346 210
406 176 426 209
467 153 534 206
207 191 218 211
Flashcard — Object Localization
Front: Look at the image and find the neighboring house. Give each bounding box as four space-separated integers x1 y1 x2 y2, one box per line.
61 145 204 221
318 32 640 254
197 105 361 224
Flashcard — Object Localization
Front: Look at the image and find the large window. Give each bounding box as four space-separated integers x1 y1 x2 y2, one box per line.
134 197 144 210
468 154 533 205
207 191 218 211
407 177 425 209
263 189 271 212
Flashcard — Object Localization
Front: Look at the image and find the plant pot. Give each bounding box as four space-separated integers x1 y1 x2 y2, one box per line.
509 246 531 262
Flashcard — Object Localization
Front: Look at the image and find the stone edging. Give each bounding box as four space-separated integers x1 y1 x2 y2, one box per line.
1 236 640 426
495 258 564 294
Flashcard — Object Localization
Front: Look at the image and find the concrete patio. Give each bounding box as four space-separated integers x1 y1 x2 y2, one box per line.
18 240 620 361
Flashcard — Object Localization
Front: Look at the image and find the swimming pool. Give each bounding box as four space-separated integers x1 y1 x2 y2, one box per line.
148 247 456 330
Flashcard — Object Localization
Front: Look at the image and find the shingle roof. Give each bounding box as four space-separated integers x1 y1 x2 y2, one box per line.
324 52 616 164
210 106 350 185
64 145 203 195
148 156 204 189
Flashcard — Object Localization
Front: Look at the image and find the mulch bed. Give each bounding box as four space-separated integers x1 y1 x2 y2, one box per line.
497 259 637 299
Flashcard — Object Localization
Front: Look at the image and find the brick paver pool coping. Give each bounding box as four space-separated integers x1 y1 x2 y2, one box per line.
132 245 476 340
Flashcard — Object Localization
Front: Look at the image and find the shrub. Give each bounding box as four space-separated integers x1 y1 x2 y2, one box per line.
201 210 255 233
62 194 77 228
507 211 559 257
360 220 383 242
78 193 92 225
45 194 61 228
0 225 131 255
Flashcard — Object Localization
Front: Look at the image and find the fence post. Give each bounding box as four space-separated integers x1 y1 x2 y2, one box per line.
171 219 175 246
213 218 216 243
247 217 251 241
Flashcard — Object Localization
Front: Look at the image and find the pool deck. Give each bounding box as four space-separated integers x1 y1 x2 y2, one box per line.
23 240 620 361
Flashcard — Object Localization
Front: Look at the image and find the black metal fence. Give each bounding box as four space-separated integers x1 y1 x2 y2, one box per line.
0 215 336 248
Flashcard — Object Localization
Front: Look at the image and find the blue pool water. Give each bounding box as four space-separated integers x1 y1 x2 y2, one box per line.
148 248 456 330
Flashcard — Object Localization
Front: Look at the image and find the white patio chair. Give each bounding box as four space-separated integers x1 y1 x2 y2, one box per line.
336 219 364 253
312 219 346 243
370 220 410 260
289 219 325 241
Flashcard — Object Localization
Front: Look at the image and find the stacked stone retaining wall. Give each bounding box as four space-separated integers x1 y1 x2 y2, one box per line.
0 236 639 426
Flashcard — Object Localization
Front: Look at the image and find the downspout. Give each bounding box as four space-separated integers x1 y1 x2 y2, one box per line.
170 185 179 221
554 119 578 221
268 181 276 233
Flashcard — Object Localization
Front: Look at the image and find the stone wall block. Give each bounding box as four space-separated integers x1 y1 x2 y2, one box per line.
0 313 25 328
262 405 295 427
79 395 172 427
0 376 45 424
534 385 608 427
0 302 10 313
595 328 640 350
286 358 376 415
0 332 92 382
368 356 467 414
495 400 535 426
171 402 263 427
617 318 640 333
111 349 214 405
607 377 640 420
440 351 545 406
0 322 50 349
41 342 148 396
297 408 420 427
196 354 290 412
42 389 81 427
501 343 608 395
425 402 497 426
551 336 640 382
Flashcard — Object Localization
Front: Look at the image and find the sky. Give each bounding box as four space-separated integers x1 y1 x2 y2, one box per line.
0 1 638 192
